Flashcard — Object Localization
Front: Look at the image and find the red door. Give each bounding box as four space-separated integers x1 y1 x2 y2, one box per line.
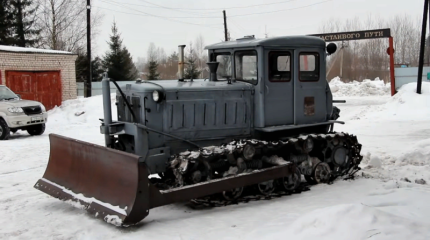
6 71 62 110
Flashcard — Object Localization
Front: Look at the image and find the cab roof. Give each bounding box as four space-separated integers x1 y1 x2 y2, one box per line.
205 35 326 50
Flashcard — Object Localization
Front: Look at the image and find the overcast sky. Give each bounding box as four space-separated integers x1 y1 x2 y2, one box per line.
91 0 425 61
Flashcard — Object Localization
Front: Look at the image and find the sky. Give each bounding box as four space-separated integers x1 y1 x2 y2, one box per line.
91 0 425 61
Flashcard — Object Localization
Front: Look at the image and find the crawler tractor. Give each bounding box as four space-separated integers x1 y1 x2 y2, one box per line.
35 35 362 226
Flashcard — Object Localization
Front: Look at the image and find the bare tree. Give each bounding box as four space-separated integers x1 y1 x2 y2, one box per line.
194 34 207 78
35 0 103 52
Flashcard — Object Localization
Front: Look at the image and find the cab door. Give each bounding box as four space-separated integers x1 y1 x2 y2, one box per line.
264 50 294 126
293 49 327 125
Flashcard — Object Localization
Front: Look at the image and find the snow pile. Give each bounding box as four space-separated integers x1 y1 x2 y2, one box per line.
329 77 391 97
370 82 430 121
257 203 430 240
360 139 430 184
346 82 430 183
42 94 117 146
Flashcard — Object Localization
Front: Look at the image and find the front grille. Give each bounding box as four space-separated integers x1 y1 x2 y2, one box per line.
116 96 141 123
22 106 42 115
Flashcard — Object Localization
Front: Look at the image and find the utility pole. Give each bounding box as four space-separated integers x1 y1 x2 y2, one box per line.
85 0 92 98
417 0 429 94
340 41 347 80
223 10 228 41
265 25 268 38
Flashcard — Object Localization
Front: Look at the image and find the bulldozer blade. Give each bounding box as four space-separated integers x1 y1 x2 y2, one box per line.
34 134 150 226
35 134 296 226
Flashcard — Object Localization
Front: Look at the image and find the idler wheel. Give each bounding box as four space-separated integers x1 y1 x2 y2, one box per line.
313 162 331 183
257 180 275 195
280 168 301 191
333 146 348 167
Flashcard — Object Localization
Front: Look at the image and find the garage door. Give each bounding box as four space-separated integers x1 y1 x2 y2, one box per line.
5 71 62 110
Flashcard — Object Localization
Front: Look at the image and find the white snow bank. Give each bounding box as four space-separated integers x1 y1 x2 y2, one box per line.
373 81 430 120
360 138 430 184
258 203 430 240
340 82 430 122
395 138 430 167
330 77 391 97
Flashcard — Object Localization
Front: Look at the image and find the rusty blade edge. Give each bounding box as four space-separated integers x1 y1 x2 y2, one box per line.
34 178 129 227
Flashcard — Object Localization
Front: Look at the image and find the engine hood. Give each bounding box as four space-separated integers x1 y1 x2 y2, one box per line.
120 79 255 93
0 99 43 108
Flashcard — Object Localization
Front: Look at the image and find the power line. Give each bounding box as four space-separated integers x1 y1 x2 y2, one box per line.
100 0 220 18
229 0 332 17
136 0 300 11
100 0 331 19
230 19 248 34
102 0 220 16
94 5 223 29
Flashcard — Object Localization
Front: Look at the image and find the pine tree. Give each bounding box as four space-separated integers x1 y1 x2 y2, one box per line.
184 43 201 79
0 0 14 45
10 0 40 47
102 21 138 81
146 60 159 80
76 54 104 82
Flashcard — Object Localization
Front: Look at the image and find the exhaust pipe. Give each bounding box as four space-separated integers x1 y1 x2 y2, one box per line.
102 73 113 147
178 45 186 81
207 62 219 81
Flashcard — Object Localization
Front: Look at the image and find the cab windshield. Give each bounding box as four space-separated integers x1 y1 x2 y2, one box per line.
0 86 19 101
215 53 232 80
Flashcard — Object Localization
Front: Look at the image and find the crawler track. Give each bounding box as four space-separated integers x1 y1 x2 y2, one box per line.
151 132 363 208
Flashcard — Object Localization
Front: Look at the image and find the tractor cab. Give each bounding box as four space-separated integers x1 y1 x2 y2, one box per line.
205 35 338 133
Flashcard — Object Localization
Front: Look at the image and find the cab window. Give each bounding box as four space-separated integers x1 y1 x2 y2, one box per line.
235 50 257 84
215 53 232 80
268 51 291 82
299 53 319 81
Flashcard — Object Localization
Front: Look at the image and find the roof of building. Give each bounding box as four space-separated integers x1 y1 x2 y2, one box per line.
205 35 326 50
0 45 75 55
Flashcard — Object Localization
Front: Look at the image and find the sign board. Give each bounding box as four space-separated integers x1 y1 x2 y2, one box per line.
309 28 391 42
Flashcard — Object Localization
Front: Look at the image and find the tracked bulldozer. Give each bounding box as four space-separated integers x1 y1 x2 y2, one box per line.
34 35 362 226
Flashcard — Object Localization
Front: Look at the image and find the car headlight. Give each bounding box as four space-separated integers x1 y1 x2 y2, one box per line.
7 107 23 113
40 104 46 112
152 90 162 102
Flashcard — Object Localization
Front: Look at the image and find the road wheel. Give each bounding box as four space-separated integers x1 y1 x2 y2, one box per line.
0 118 10 140
27 123 45 136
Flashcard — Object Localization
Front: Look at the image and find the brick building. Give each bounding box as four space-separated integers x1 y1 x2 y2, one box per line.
0 45 78 110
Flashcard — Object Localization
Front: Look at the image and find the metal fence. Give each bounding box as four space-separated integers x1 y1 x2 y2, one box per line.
394 67 430 90
76 81 136 96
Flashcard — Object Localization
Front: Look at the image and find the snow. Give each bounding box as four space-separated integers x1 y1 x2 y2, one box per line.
1 78 430 239
0 45 73 54
38 178 127 216
329 77 391 97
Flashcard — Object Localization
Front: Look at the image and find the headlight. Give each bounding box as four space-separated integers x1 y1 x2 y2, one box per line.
7 107 23 113
152 90 162 102
40 104 46 112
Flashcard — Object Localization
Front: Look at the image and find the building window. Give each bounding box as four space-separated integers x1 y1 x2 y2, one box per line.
268 51 291 82
235 50 258 84
299 53 319 81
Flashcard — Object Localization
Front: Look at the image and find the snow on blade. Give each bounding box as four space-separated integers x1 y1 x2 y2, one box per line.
104 215 123 227
39 178 127 215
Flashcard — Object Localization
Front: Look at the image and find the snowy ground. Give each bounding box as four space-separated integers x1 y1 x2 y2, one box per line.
1 79 430 239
